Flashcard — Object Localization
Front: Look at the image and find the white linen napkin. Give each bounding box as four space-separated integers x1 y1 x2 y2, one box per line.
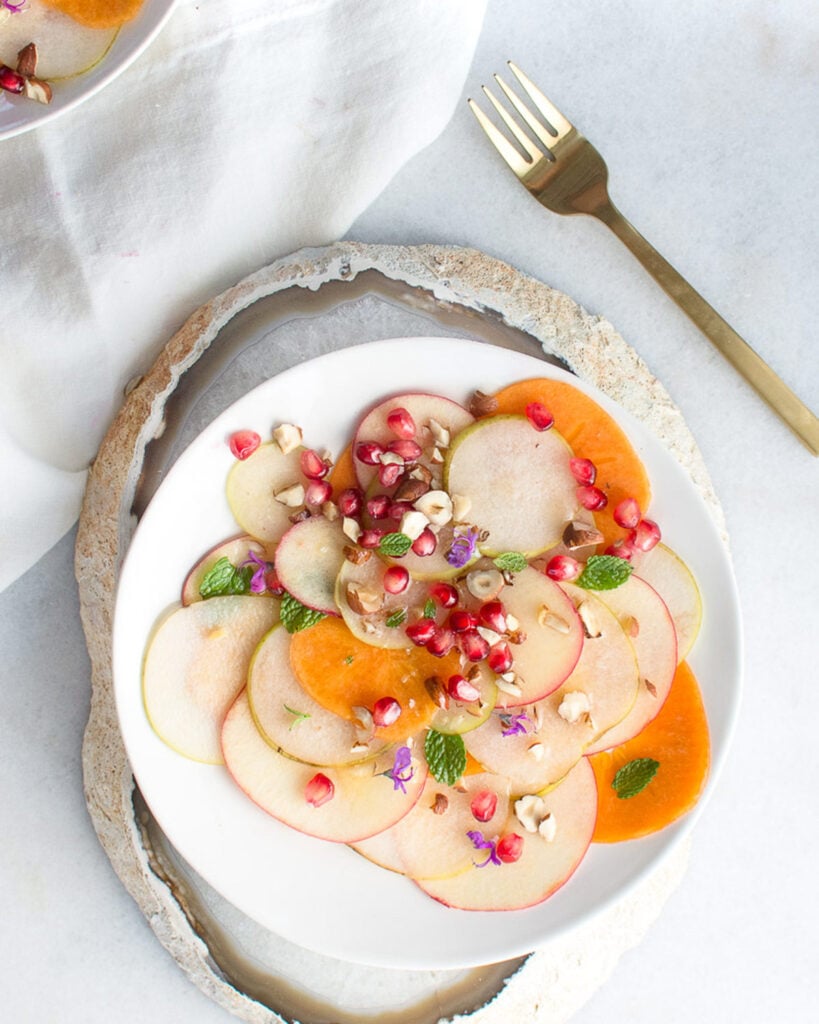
0 0 486 592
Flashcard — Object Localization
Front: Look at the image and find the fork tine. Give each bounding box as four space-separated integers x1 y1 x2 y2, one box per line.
493 74 561 151
507 62 573 139
481 85 544 162
467 98 533 177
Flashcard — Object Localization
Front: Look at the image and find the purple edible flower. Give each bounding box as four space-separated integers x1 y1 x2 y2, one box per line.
446 526 480 569
384 745 415 794
1 1 27 11
499 711 533 737
466 829 501 868
241 550 270 593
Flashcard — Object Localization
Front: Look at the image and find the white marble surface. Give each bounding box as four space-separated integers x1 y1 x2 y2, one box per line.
2 1 817 1021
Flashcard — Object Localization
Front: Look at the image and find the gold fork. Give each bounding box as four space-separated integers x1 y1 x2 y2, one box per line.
469 62 819 456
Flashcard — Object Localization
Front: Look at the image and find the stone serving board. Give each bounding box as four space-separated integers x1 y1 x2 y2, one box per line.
75 242 724 1023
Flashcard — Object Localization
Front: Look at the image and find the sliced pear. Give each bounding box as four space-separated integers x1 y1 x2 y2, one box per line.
247 624 387 765
632 543 703 660
221 691 427 842
584 575 677 754
142 596 278 764
443 415 579 557
417 758 597 910
430 669 497 735
335 554 435 650
225 441 305 544
274 515 346 614
181 535 269 605
0 6 117 80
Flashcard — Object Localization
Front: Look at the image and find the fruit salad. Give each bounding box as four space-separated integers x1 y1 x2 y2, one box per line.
141 377 710 912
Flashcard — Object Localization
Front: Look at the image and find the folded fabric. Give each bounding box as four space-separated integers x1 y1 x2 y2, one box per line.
0 0 486 591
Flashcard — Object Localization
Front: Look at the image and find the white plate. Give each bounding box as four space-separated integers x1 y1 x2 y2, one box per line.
0 0 176 141
113 337 742 970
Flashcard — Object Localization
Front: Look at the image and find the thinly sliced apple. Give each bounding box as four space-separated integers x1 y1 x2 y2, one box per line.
0 6 117 80
247 625 387 765
486 566 584 707
417 758 597 910
464 588 639 792
584 575 677 754
181 535 269 605
349 826 407 875
225 442 305 544
274 515 346 614
443 416 579 557
632 543 702 660
221 691 427 842
353 392 474 490
335 555 436 649
142 596 278 764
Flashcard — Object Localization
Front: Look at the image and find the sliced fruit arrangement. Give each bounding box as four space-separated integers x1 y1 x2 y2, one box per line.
140 379 709 910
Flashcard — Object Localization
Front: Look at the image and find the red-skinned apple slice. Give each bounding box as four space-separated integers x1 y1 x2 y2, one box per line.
584 575 677 754
417 758 597 910
221 691 427 842
247 625 387 765
181 535 270 605
274 516 346 615
226 441 305 544
631 543 703 661
142 596 278 764
443 415 580 557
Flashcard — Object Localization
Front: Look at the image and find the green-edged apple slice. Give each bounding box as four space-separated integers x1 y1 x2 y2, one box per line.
0 6 117 80
417 757 597 910
585 575 677 754
247 624 387 765
181 535 270 605
631 543 703 660
464 588 639 792
274 515 346 615
221 691 427 843
142 596 278 764
225 441 305 544
386 772 512 881
443 415 580 557
353 392 474 490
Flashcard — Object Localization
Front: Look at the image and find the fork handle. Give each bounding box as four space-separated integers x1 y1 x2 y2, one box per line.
595 203 819 456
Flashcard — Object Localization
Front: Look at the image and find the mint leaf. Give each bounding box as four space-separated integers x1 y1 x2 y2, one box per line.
280 592 327 633
424 730 466 786
612 757 659 799
494 551 527 573
423 598 436 620
198 556 253 598
576 554 633 591
385 608 407 628
379 532 412 557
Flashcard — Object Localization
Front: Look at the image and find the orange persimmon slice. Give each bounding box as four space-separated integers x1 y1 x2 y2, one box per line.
328 443 358 495
588 661 710 842
289 616 462 744
490 378 651 548
43 0 143 29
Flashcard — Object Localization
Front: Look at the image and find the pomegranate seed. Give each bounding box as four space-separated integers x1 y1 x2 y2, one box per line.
337 487 364 517
460 629 490 662
631 518 661 552
545 554 581 581
378 462 403 488
447 674 481 703
356 441 384 465
387 501 412 521
487 640 513 674
387 439 422 462
386 407 416 439
525 402 554 431
300 448 329 479
406 618 437 646
228 429 261 460
411 527 437 556
470 789 498 823
478 600 507 633
383 565 410 594
429 582 458 608
304 479 332 505
366 494 391 520
372 696 402 727
426 627 455 657
305 773 334 807
496 833 524 863
613 497 641 530
448 609 478 633
577 485 608 511
264 568 285 596
359 528 385 549
605 539 635 561
569 457 597 485
0 67 25 94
